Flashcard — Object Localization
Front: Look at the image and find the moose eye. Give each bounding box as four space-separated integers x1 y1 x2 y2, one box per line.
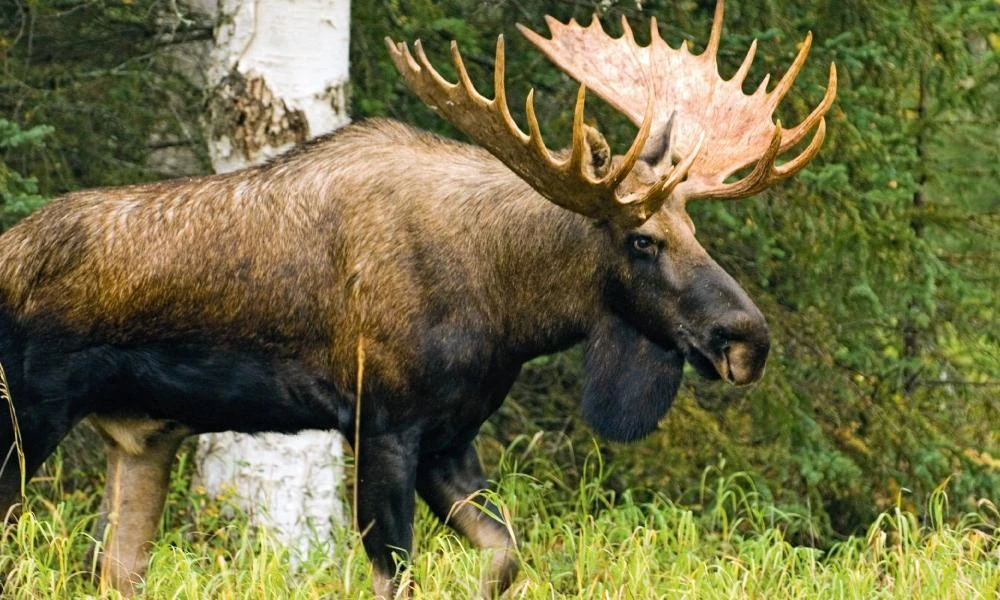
628 234 658 258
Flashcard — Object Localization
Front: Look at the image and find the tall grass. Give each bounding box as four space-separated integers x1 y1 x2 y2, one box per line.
0 362 26 511
2 434 999 598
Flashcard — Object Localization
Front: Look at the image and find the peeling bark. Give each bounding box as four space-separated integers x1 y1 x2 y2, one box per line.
208 70 310 161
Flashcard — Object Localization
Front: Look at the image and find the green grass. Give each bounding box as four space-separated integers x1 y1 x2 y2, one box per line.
2 435 999 599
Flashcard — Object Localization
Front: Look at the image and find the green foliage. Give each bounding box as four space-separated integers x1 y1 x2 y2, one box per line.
0 0 210 197
0 119 53 229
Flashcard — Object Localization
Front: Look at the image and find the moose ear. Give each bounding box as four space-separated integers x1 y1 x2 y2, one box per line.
582 125 612 178
581 316 684 443
640 119 674 169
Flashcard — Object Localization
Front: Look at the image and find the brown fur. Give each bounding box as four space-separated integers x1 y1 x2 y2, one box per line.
0 119 602 390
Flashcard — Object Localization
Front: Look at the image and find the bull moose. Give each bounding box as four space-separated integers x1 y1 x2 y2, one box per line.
0 1 835 597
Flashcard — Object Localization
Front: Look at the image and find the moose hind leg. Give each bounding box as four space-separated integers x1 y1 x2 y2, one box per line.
89 417 189 596
0 401 26 519
0 394 85 521
416 443 518 599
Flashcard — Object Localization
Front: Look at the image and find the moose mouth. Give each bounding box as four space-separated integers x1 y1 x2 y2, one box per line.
683 345 725 382
679 337 767 386
640 328 727 383
674 330 756 385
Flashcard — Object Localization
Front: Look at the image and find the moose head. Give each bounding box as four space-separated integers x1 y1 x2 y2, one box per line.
387 0 836 442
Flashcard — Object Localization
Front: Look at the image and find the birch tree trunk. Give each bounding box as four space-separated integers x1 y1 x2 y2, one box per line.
189 0 351 558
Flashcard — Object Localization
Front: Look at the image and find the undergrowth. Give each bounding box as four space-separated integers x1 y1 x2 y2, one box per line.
1 434 999 598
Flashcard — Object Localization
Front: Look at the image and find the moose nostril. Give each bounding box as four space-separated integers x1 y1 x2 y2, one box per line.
725 342 764 385
715 311 768 343
711 311 770 385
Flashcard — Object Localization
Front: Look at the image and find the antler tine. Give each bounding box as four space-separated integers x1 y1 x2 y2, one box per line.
701 122 784 200
775 118 827 178
413 40 454 93
492 35 528 143
589 13 606 35
767 32 813 109
524 89 555 165
731 39 758 86
609 89 656 190
671 133 706 187
649 16 662 45
621 15 636 44
385 37 418 73
542 15 562 36
753 73 772 97
737 121 785 197
701 115 826 201
704 0 725 59
780 62 838 151
449 41 482 104
568 84 589 175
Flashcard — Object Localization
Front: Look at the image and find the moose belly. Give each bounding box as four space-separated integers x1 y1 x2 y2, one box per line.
20 333 351 437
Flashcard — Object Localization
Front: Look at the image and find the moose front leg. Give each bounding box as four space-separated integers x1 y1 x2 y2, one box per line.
416 443 518 599
88 418 188 596
355 431 420 599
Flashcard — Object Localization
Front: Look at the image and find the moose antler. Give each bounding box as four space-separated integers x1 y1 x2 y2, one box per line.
385 36 702 225
518 0 837 202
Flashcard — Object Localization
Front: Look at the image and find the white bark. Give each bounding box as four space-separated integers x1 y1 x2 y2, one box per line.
191 0 351 558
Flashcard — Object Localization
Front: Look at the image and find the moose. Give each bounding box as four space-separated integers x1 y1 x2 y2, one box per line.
0 1 835 597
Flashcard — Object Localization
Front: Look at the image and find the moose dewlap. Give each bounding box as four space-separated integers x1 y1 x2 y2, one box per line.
0 1 834 597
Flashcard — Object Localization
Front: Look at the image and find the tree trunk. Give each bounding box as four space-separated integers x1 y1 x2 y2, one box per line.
190 0 351 558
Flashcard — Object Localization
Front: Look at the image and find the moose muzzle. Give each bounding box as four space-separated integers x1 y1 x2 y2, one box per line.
708 310 770 386
676 266 771 387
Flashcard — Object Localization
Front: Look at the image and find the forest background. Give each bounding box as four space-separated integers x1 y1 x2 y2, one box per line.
0 0 998 550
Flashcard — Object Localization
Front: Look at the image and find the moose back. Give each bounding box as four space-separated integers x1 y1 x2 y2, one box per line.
0 1 835 597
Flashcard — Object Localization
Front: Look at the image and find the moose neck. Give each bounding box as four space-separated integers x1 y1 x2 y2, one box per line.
282 120 610 362
455 153 608 360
